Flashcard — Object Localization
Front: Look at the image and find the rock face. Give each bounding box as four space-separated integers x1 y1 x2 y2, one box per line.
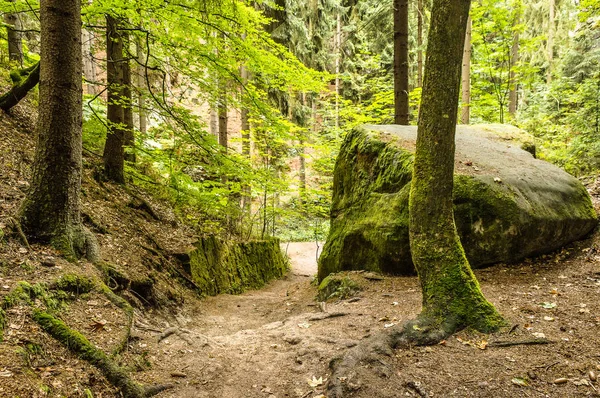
318 124 598 280
189 237 288 295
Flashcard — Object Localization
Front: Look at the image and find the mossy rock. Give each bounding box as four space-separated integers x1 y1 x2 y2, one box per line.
318 124 598 280
188 237 288 296
317 273 361 301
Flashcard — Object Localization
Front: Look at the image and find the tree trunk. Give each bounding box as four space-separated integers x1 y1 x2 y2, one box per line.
547 0 554 84
335 13 341 129
417 0 424 88
240 64 251 213
394 0 409 125
82 28 96 94
20 0 96 261
218 93 228 152
4 0 23 66
0 62 39 112
409 0 504 333
122 37 135 163
460 16 471 124
103 14 126 184
508 16 519 118
135 36 147 135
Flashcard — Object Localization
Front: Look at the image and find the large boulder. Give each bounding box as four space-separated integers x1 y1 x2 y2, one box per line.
318 124 598 280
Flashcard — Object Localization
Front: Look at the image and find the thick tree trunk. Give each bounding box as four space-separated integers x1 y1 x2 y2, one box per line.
409 0 504 333
103 15 126 183
460 16 471 124
0 62 39 112
547 0 554 84
4 0 23 66
393 0 409 125
508 16 519 118
417 0 424 88
20 0 96 261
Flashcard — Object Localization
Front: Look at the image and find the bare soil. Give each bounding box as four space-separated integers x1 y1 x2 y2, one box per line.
1 103 600 398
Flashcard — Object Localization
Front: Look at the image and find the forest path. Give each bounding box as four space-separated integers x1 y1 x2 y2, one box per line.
136 241 366 398
133 235 600 398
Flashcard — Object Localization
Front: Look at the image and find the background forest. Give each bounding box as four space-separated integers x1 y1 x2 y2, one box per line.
1 0 599 242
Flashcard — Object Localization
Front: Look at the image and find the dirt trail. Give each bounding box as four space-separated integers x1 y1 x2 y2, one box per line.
137 242 355 398
131 238 600 398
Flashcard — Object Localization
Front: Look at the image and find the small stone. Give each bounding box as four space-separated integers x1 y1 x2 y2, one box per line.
590 370 597 382
283 336 302 345
477 381 489 388
527 371 537 380
364 272 384 281
41 257 56 267
553 378 568 385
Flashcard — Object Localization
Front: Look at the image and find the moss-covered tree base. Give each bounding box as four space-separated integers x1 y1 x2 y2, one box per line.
189 237 288 295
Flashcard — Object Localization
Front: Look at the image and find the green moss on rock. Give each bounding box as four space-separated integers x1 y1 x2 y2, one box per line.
188 237 288 296
317 273 361 301
318 125 598 280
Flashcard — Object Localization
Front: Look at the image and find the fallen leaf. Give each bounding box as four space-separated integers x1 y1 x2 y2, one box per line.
543 316 555 321
511 377 528 387
540 302 557 309
307 376 324 388
89 319 107 332
297 322 311 329
476 340 488 350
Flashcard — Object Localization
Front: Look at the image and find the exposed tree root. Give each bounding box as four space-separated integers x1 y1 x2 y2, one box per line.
32 310 170 397
0 275 163 396
488 338 552 347
7 217 31 250
326 318 455 398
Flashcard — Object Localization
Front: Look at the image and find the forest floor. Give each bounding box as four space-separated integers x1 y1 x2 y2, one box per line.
0 103 600 398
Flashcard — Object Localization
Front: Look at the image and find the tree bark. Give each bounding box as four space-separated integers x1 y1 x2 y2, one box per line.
20 0 96 261
4 0 23 66
240 64 251 213
0 62 39 112
135 36 147 136
122 37 135 163
508 16 519 118
409 0 504 333
82 28 96 94
460 16 471 124
218 93 228 152
103 14 126 183
394 0 409 125
417 0 424 88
